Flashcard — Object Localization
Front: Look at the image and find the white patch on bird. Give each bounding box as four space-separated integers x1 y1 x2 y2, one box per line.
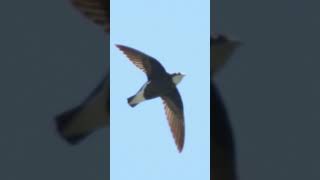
129 82 149 105
172 74 185 85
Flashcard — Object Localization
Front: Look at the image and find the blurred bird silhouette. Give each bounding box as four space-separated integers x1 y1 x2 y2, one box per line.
211 35 241 179
71 0 109 32
55 0 109 144
211 35 241 80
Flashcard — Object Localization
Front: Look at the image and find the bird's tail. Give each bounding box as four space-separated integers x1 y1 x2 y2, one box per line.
127 95 139 107
55 106 92 145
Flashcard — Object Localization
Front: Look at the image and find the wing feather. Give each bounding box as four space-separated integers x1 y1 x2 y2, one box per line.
71 0 109 32
116 45 168 79
161 88 185 152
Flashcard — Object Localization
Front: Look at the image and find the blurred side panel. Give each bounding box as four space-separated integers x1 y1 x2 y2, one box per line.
211 0 238 179
0 0 109 179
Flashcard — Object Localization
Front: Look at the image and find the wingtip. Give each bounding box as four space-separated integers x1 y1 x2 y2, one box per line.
176 137 184 153
177 145 184 153
115 44 124 49
116 44 128 53
171 132 184 153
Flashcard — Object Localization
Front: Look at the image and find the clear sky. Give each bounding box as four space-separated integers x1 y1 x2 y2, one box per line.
110 0 210 179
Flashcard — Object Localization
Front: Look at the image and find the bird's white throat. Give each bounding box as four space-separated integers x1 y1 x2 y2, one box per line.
172 74 185 85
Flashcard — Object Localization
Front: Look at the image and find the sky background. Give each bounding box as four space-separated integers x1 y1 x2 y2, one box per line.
0 1 108 179
213 0 320 179
110 0 210 179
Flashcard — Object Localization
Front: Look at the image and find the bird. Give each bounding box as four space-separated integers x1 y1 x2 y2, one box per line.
116 44 185 152
211 34 241 179
211 35 241 79
70 0 109 32
54 0 109 144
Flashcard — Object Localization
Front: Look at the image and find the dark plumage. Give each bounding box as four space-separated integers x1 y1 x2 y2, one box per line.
55 0 109 145
55 77 109 144
211 35 241 77
212 83 237 179
70 0 109 32
56 105 92 144
211 35 241 179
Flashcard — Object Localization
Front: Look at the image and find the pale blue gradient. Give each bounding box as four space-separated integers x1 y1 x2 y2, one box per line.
110 0 210 179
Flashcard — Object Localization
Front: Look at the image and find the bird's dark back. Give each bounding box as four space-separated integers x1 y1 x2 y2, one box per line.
144 77 175 100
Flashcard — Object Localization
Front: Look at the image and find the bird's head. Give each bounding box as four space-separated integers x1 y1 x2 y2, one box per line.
171 72 185 85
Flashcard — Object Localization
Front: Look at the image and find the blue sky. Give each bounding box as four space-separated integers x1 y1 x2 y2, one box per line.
110 0 210 179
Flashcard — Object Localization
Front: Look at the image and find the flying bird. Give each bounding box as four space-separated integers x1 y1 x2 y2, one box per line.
55 0 109 144
211 35 241 179
211 35 241 79
70 0 109 32
116 45 185 152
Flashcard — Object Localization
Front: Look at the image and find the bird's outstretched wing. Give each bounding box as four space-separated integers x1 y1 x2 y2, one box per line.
71 0 109 32
161 88 185 152
212 83 237 179
116 45 168 80
211 35 241 77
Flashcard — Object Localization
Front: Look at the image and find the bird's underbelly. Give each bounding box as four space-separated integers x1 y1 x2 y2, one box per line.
143 80 175 100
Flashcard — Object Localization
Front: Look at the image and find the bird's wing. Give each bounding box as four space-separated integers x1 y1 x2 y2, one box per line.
211 83 237 179
212 83 234 149
71 0 109 32
211 36 240 77
116 45 168 80
161 88 185 152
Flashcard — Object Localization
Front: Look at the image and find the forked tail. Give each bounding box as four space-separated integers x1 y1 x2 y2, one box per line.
127 95 139 107
55 106 92 145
